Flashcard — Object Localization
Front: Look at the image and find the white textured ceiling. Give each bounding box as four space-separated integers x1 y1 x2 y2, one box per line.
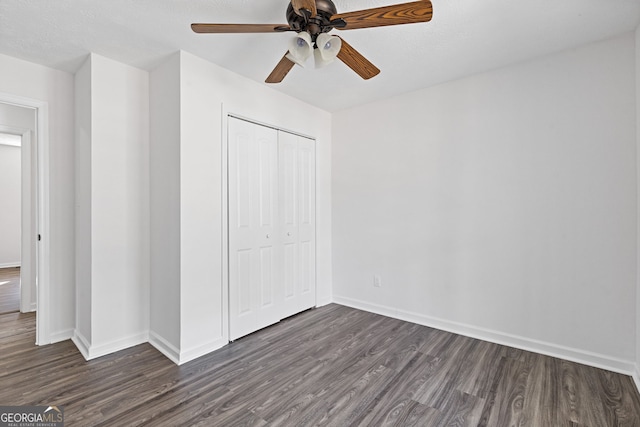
0 0 639 111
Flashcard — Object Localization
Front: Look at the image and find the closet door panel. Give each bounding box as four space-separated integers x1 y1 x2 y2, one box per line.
280 137 298 229
228 117 281 340
283 242 297 299
297 136 316 310
279 132 316 317
228 118 316 340
279 131 299 316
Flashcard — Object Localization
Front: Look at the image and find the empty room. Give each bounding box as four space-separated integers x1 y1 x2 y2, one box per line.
1 0 640 425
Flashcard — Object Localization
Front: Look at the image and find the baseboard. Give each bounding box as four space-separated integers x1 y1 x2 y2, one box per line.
71 330 91 360
316 294 333 307
633 366 640 395
0 262 20 269
72 331 148 361
50 328 73 344
148 332 228 366
148 331 181 365
178 337 228 365
20 302 36 314
332 295 636 377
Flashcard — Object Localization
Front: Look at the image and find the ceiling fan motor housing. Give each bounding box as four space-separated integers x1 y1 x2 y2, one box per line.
286 0 337 40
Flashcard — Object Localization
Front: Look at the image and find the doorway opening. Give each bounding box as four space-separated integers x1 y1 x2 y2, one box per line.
0 93 50 345
0 132 23 314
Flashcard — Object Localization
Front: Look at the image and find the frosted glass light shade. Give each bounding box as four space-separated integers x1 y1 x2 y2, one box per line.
286 32 313 67
314 33 342 68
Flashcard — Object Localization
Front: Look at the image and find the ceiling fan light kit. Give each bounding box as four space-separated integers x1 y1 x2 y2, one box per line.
191 0 433 83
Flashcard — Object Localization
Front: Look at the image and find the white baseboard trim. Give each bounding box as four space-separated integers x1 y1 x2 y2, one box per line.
178 337 228 365
50 328 73 344
0 262 20 269
149 331 181 365
71 330 91 360
316 295 333 307
633 367 640 395
333 295 636 377
20 302 37 314
72 331 148 361
148 332 227 366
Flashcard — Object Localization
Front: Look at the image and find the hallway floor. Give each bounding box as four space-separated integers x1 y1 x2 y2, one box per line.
0 267 20 314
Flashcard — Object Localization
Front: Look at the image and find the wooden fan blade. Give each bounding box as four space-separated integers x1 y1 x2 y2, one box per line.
336 37 380 80
191 23 291 33
333 0 433 30
266 54 296 83
291 0 317 17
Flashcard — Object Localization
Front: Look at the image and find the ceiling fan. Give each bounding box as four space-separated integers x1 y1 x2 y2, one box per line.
191 0 433 83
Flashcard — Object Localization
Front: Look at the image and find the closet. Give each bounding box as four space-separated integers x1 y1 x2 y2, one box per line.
228 116 316 340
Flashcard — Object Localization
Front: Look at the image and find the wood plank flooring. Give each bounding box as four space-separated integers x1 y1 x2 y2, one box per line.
0 267 20 314
2 304 640 426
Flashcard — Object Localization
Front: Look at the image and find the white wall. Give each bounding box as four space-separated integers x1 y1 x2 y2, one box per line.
0 53 75 341
0 103 33 269
91 54 149 354
178 52 224 357
72 54 150 359
149 51 332 364
149 53 182 355
332 34 637 373
74 57 93 346
635 25 640 388
0 143 21 267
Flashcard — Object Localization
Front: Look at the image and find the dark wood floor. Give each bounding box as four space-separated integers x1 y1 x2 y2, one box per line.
0 267 20 314
1 304 640 426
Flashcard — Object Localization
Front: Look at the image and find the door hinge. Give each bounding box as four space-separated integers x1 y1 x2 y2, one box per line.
38 234 41 241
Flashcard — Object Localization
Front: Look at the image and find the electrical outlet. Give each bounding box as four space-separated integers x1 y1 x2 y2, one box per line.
373 275 382 288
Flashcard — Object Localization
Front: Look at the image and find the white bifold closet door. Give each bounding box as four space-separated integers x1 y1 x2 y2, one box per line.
228 117 316 341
